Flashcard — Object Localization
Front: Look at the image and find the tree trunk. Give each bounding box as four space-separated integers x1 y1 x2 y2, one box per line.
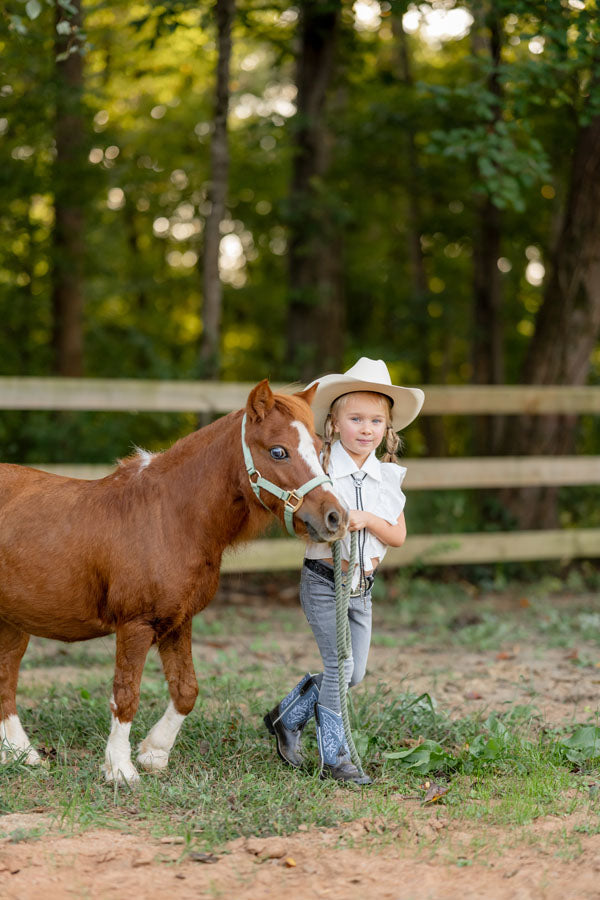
199 0 234 382
471 4 504 455
393 10 446 457
51 0 85 377
285 0 342 381
501 115 600 527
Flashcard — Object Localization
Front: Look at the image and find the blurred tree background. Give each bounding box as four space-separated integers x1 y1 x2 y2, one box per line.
1 0 599 538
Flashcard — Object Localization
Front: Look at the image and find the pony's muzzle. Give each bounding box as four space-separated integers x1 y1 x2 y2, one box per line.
325 507 345 535
298 501 347 543
318 505 348 542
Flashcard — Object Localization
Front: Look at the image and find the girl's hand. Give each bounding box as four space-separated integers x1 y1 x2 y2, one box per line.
348 510 372 531
348 510 407 547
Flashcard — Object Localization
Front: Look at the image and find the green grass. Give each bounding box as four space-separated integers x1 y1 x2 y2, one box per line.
372 573 600 651
2 581 600 862
1 675 598 852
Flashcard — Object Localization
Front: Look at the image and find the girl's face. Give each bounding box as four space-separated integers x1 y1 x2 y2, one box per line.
332 392 389 467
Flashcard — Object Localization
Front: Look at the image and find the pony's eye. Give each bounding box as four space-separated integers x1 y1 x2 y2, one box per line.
270 447 288 460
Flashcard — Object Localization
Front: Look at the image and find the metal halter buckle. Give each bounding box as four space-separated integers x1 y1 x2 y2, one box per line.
249 469 261 486
284 490 304 513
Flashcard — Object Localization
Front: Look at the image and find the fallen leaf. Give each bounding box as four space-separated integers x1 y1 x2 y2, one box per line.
496 651 515 661
285 857 297 868
518 597 530 608
40 746 57 760
464 690 483 700
160 836 185 844
189 852 219 864
423 782 450 804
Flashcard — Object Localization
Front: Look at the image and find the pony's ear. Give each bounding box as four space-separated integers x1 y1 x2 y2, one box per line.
246 379 275 422
294 382 319 407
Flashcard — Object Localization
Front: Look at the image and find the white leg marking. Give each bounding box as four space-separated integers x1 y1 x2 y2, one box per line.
0 715 42 765
102 713 140 784
292 421 335 493
137 701 186 772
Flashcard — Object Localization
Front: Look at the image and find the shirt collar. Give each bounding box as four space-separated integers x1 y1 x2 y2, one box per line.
330 440 382 481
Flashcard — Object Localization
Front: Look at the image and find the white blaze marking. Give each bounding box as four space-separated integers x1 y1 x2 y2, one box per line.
0 715 41 765
292 421 334 493
103 713 139 783
137 700 186 772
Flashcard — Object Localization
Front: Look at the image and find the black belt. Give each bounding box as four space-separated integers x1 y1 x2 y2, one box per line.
303 558 375 593
304 558 336 583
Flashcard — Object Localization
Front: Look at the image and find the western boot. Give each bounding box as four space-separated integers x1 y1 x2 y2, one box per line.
264 673 322 768
315 703 372 785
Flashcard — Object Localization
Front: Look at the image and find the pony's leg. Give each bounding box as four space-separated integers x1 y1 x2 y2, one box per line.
0 622 41 765
102 621 154 784
137 619 198 772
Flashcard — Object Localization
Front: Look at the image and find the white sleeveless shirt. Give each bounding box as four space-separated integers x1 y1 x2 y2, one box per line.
305 440 407 590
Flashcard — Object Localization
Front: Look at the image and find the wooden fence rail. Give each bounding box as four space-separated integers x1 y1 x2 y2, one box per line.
2 378 599 570
221 529 600 572
2 377 600 415
35 456 600 490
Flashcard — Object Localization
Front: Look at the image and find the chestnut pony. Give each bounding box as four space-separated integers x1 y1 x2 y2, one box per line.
0 380 347 783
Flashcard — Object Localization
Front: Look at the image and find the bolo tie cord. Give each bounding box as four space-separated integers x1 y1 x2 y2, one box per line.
351 472 368 597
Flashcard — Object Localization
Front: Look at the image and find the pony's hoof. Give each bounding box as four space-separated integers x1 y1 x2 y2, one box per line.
26 749 44 766
101 761 141 785
0 746 43 766
137 747 169 772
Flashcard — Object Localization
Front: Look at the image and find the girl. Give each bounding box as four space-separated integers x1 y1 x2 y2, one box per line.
264 358 424 784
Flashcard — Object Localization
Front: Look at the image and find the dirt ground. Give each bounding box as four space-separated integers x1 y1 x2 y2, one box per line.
3 587 600 899
2 807 600 900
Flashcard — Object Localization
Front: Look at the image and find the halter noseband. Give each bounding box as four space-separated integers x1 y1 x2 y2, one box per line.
241 413 332 537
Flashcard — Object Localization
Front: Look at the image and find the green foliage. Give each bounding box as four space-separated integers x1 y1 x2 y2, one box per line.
385 738 457 775
557 726 600 768
0 0 599 536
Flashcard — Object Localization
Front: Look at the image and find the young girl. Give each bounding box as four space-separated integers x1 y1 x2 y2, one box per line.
264 357 424 784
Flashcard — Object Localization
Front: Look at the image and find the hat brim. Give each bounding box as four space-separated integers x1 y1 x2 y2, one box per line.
307 374 425 436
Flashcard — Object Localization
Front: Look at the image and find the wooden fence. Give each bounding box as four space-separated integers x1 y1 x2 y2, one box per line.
2 377 599 571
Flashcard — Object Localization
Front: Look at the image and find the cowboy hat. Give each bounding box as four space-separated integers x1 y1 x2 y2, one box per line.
307 357 425 435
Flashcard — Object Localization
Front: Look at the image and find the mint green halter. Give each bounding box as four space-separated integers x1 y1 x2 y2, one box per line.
241 413 333 537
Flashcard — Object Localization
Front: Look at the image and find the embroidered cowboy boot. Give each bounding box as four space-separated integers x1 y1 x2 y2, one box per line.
264 673 322 768
315 703 372 785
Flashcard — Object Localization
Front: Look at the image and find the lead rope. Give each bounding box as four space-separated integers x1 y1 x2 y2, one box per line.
332 532 366 777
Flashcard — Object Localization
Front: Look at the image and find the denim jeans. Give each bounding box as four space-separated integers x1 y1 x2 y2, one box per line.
299 563 372 714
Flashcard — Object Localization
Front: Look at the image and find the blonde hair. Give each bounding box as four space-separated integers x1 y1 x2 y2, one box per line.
321 391 402 474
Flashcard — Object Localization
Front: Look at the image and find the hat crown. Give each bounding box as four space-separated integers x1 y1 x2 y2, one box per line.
344 357 392 388
306 356 424 436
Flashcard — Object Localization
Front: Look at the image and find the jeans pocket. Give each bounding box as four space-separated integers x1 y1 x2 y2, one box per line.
301 571 336 625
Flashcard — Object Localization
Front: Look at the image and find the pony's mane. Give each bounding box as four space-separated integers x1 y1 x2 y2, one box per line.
272 392 315 429
112 392 314 479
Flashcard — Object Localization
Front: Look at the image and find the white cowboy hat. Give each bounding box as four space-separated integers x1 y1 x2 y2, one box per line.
307 357 425 435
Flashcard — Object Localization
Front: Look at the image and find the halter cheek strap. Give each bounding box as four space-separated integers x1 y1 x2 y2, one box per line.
241 413 332 537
